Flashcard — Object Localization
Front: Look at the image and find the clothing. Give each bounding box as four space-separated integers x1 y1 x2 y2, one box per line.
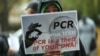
0 34 9 56
79 17 96 55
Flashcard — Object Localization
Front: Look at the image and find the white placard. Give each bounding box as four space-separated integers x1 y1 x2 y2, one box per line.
21 10 79 54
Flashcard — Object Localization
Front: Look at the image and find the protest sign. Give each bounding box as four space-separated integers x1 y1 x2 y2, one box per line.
21 10 79 54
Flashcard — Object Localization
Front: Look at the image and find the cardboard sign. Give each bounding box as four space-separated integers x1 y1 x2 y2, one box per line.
21 10 79 54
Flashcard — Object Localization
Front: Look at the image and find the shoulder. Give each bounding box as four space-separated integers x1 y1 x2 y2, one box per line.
87 17 95 25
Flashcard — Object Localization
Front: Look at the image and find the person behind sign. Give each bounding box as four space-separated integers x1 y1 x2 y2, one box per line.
38 0 86 56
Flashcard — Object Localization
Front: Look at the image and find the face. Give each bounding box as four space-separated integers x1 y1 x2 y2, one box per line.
27 8 36 14
45 4 59 13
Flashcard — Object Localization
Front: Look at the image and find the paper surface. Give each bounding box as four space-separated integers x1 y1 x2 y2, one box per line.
21 10 79 54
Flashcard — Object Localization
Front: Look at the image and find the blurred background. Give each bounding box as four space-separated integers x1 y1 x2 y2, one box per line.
0 0 99 56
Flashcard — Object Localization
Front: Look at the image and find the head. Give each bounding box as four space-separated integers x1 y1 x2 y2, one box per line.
40 1 62 13
26 2 38 14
